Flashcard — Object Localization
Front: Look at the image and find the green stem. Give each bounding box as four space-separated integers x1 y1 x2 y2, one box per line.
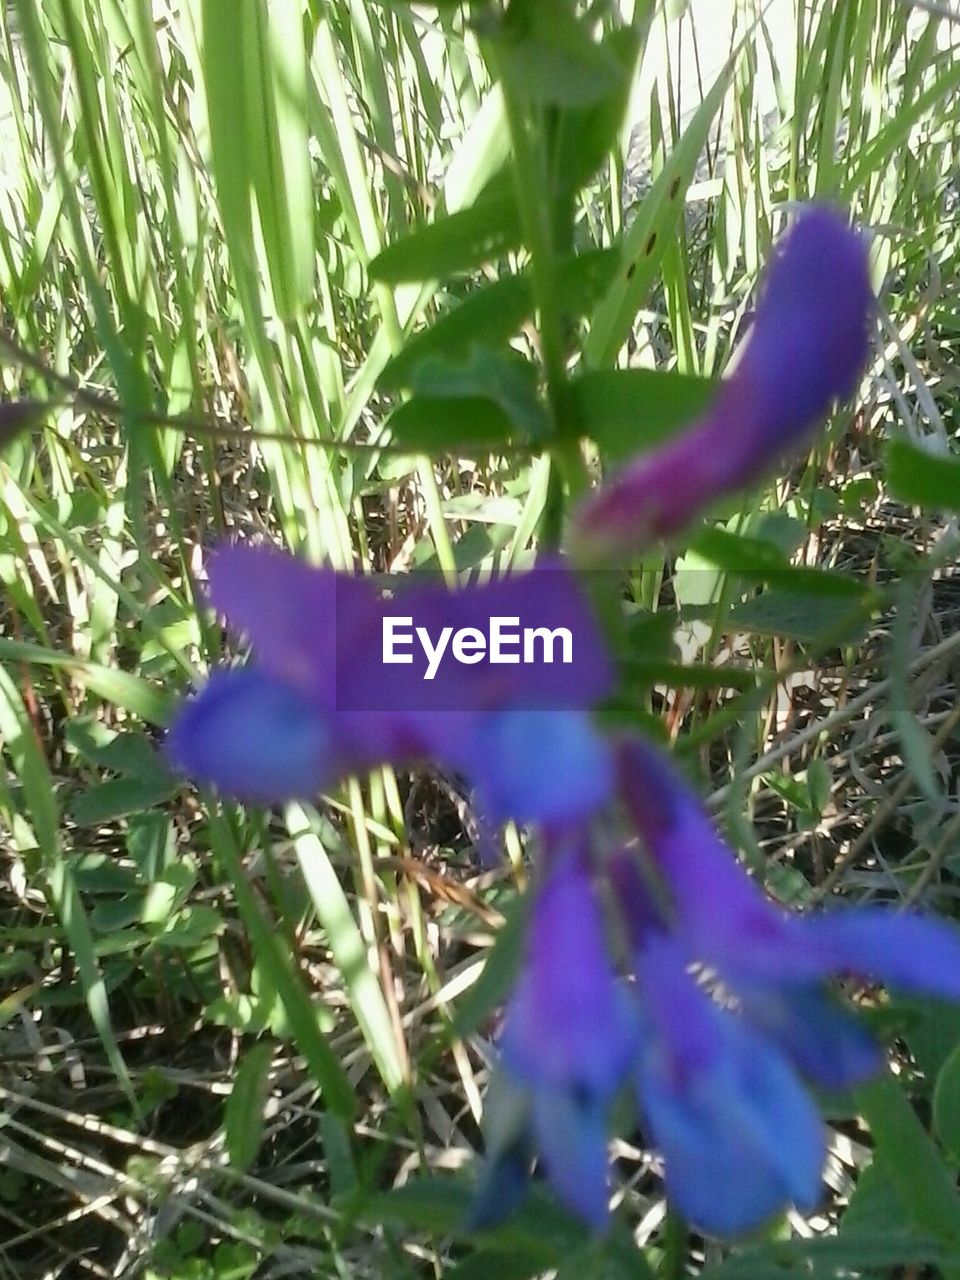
500 79 567 419
497 62 590 545
659 1209 688 1280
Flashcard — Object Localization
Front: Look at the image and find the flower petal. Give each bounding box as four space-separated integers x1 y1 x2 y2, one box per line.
166 667 338 803
635 937 824 1237
337 557 612 714
206 545 376 701
800 909 960 1001
617 737 794 967
573 206 872 558
531 1088 611 1229
500 842 637 1097
735 980 883 1089
463 709 614 825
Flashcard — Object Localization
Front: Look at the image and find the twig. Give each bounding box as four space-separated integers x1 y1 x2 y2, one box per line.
709 627 960 809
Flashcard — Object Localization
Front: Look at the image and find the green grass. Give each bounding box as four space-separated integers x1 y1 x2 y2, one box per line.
1 0 960 1275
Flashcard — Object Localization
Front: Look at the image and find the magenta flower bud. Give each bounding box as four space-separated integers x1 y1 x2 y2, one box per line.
573 206 873 560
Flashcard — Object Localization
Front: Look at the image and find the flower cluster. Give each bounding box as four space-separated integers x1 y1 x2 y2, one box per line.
477 740 960 1234
166 206 960 1236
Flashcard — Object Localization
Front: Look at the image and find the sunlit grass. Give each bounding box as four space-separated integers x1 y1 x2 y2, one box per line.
0 0 959 1274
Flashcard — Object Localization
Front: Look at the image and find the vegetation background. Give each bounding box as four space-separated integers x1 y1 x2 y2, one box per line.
2 0 960 1275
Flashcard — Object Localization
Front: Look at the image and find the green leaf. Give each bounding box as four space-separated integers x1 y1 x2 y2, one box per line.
902 997 960 1082
74 730 172 780
571 368 713 460
857 1075 960 1273
935 1042 960 1161
382 276 531 391
387 398 517 453
450 1254 544 1280
369 195 522 284
806 757 833 816
126 813 174 881
620 660 757 693
152 904 224 950
552 26 643 192
413 351 545 431
362 1178 473 1235
287 803 407 1094
554 247 623 313
389 349 549 449
727 589 870 643
692 527 872 598
142 861 197 926
842 1161 909 1237
319 1112 358 1200
0 638 172 724
585 61 733 367
363 1177 586 1256
451 894 526 1039
700 1229 948 1279
0 663 134 1102
89 896 145 934
495 4 628 107
72 853 141 894
888 438 960 511
68 775 180 826
380 249 619 391
224 1042 274 1172
202 807 353 1117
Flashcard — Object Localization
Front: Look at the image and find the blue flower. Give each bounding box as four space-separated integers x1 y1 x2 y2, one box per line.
474 839 639 1228
167 547 613 826
608 738 960 1234
632 933 825 1237
475 739 960 1238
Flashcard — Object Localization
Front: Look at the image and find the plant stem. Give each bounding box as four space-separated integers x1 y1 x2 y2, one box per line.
497 63 589 547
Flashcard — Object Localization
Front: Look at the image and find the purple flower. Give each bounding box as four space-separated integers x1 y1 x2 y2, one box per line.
573 206 873 559
617 739 960 1010
476 737 960 1238
473 839 639 1228
167 546 614 826
608 738 960 1234
631 933 825 1236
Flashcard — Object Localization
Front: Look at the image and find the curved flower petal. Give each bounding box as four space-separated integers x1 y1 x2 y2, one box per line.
337 558 612 714
635 937 824 1237
500 843 637 1097
735 980 883 1090
178 548 614 823
619 738 960 1009
573 206 872 559
799 909 960 1001
715 205 871 439
617 736 794 966
206 545 376 700
531 1088 611 1229
166 667 338 803
463 710 614 825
